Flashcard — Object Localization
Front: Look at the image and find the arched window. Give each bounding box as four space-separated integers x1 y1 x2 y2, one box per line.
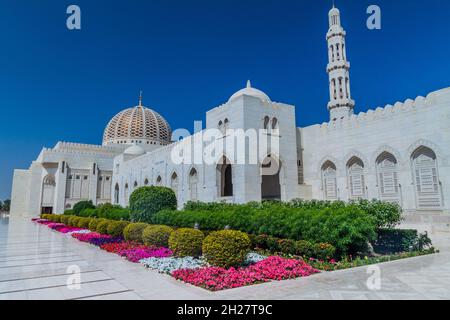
331 79 337 99
144 178 149 186
156 176 162 186
114 183 119 204
271 118 278 130
217 156 233 197
412 146 442 209
330 45 334 62
338 77 343 99
347 157 366 200
134 181 138 188
336 43 340 61
261 155 281 200
189 168 199 201
41 174 56 213
321 161 337 200
263 116 270 130
376 152 400 204
124 183 129 206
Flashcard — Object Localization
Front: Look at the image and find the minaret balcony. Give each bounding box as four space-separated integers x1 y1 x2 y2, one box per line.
327 61 350 72
327 98 355 110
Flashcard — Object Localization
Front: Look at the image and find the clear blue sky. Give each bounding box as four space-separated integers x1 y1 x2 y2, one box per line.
0 0 449 200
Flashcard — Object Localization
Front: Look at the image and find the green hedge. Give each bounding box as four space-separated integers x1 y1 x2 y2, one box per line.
73 200 95 215
154 203 376 256
203 230 251 268
184 199 402 230
129 186 177 223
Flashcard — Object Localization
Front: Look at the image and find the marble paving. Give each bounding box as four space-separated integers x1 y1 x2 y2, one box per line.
0 215 449 300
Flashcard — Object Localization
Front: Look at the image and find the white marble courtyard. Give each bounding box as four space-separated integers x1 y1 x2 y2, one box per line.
0 215 449 300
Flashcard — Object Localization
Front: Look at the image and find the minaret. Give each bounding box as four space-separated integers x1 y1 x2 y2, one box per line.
326 5 355 121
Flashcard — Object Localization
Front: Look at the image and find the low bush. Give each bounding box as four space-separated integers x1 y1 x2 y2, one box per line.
77 217 92 229
129 186 177 223
142 225 174 247
61 215 72 225
88 218 103 231
123 223 148 242
107 221 129 238
96 220 111 235
313 243 336 260
68 216 81 227
169 228 204 257
202 230 251 268
73 200 95 215
64 209 74 216
372 229 432 254
295 240 315 257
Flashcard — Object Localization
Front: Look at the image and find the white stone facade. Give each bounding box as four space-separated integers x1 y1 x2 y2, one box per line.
10 6 450 217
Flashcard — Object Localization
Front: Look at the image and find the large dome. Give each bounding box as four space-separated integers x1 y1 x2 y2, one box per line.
103 100 172 146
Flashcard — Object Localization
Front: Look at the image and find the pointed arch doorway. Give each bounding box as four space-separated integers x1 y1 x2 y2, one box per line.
261 155 281 201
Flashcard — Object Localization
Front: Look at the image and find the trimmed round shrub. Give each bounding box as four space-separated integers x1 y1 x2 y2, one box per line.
61 215 71 225
68 216 81 227
142 225 174 247
72 200 95 216
202 230 251 268
77 217 92 229
123 223 148 242
129 186 177 223
169 228 204 258
96 220 111 235
88 218 103 231
107 221 129 238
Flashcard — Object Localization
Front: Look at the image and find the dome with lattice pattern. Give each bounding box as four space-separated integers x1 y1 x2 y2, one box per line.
103 102 172 147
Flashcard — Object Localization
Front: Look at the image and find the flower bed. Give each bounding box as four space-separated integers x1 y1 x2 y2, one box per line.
32 217 320 292
172 256 319 291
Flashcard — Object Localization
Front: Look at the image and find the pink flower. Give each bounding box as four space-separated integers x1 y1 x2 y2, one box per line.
172 256 319 291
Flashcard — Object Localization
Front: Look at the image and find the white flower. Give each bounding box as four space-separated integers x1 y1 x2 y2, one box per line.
140 256 208 274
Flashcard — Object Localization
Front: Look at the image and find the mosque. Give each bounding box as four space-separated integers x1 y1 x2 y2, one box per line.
10 6 450 217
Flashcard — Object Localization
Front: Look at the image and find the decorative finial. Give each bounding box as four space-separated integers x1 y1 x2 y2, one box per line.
139 91 143 107
246 80 251 88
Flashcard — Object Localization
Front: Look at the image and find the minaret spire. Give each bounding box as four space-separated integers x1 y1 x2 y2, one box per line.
138 91 143 107
326 5 355 121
